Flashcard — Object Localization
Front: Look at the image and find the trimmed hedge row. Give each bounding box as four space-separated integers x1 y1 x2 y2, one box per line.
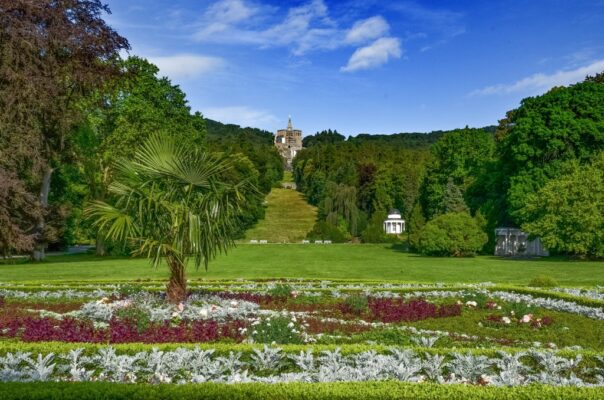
0 382 602 400
1 341 601 359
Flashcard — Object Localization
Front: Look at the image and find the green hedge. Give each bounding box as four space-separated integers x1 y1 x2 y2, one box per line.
0 341 601 360
0 382 602 400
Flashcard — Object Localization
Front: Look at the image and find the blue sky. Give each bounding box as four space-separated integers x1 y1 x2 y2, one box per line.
104 0 604 136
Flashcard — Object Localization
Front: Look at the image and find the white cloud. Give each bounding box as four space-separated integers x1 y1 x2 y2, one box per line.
203 106 278 128
470 59 604 96
194 0 335 54
345 16 390 44
193 0 401 70
148 54 225 80
341 37 402 72
196 0 260 38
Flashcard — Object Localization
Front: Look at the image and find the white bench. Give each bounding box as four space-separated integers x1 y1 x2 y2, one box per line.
250 240 258 244
259 240 268 244
314 240 323 244
323 240 332 244
302 240 310 244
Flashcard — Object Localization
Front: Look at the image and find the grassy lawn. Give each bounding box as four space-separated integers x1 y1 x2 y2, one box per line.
2 244 603 286
243 188 317 243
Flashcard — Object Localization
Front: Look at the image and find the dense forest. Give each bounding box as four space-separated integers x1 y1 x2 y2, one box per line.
295 76 604 257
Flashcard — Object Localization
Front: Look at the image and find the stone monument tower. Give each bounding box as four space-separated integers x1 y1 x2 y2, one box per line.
274 115 303 169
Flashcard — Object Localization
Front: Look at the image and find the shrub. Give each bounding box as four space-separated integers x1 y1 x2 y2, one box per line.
528 275 559 288
341 295 369 315
501 301 535 317
417 212 487 257
268 284 294 298
306 221 349 243
462 292 491 309
117 284 145 298
250 316 304 344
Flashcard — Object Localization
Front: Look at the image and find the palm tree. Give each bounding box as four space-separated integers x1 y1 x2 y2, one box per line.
86 133 253 303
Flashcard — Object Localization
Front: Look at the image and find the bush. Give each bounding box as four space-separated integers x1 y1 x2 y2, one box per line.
306 221 349 243
250 316 304 344
342 295 369 314
528 275 559 288
268 284 294 298
418 212 487 256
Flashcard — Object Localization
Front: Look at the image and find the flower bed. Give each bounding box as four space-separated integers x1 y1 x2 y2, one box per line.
1 279 604 390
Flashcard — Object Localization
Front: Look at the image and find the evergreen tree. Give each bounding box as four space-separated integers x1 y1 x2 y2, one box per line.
408 203 426 251
443 177 469 214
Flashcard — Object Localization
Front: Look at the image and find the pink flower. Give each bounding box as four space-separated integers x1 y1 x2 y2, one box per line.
177 302 185 312
291 290 299 298
521 314 533 323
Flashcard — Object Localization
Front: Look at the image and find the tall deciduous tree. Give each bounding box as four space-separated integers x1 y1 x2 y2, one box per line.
0 0 129 259
419 127 495 219
86 134 254 303
498 79 604 225
71 57 205 254
521 153 604 258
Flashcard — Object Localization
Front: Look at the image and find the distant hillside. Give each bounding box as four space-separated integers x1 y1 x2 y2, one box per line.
205 118 274 146
347 131 443 148
348 126 497 148
203 117 284 198
205 119 497 149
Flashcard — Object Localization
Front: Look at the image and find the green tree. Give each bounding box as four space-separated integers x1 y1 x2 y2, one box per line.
360 211 398 243
302 129 346 147
521 154 604 258
99 57 205 160
69 57 207 254
443 177 469 213
86 134 254 302
322 181 359 235
418 212 487 257
419 127 495 219
498 79 604 225
408 203 426 251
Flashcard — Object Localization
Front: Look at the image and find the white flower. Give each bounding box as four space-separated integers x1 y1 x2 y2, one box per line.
465 301 477 307
502 316 511 324
199 309 209 318
521 314 533 323
230 300 239 307
287 322 295 328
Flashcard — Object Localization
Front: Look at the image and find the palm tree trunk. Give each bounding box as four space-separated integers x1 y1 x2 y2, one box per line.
95 233 106 256
166 256 187 303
